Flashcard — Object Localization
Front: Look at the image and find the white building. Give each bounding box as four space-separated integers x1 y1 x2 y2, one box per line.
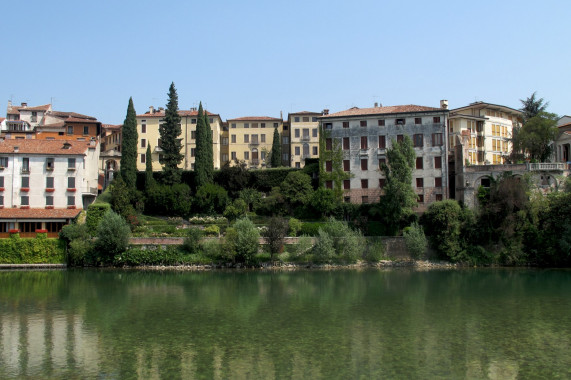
319 102 450 207
0 139 99 236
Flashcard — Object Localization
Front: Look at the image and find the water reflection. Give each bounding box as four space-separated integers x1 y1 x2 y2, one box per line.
0 269 570 379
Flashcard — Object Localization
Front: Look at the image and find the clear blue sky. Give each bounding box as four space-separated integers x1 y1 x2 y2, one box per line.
2 0 569 124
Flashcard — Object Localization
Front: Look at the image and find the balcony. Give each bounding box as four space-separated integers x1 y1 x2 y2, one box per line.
377 148 386 155
248 141 260 148
301 136 311 142
21 168 30 174
359 149 369 157
527 163 567 171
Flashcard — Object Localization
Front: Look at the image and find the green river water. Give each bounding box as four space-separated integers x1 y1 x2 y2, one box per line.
0 268 570 379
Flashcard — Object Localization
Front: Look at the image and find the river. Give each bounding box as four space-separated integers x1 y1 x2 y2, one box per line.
0 268 570 379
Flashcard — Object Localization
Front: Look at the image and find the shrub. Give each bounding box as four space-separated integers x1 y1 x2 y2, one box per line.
280 171 313 208
180 228 202 254
68 239 92 266
86 203 111 235
263 217 289 260
95 210 131 263
0 238 66 264
403 222 428 259
223 199 247 221
290 235 314 259
364 238 386 262
201 239 222 261
233 218 260 265
114 246 185 266
203 224 220 237
288 218 302 237
60 223 90 244
313 229 335 263
222 227 238 262
300 222 327 236
145 183 192 217
195 183 229 214
239 188 262 211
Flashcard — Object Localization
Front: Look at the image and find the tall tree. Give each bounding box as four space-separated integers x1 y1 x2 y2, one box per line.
520 92 549 121
270 126 282 167
194 103 208 187
159 82 183 185
145 144 154 189
120 97 138 190
517 112 558 162
379 136 417 232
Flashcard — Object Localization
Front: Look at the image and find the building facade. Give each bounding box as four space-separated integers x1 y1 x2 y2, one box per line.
449 102 523 165
320 103 449 208
288 111 320 168
0 139 99 236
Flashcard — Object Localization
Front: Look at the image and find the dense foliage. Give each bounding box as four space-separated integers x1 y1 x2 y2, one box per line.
120 97 138 190
0 234 65 264
194 103 213 187
159 82 184 185
270 127 281 167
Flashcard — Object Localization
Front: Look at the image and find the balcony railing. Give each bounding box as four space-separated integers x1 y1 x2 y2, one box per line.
527 163 567 171
359 149 369 157
301 136 311 142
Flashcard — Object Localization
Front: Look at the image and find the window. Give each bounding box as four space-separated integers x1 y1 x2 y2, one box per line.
252 123 258 128
0 157 7 168
274 123 279 128
324 123 332 130
68 177 75 189
261 123 266 128
22 177 29 188
417 194 424 203
436 194 443 201
302 129 309 139
244 152 249 160
326 138 332 151
141 139 146 148
302 117 309 122
191 148 195 157
361 159 368 171
359 120 366 127
22 158 30 173
435 177 442 187
379 178 386 188
416 157 423 169
21 196 29 206
231 123 237 128
343 160 350 171
416 178 424 188
396 118 405 125
46 177 54 189
344 196 351 203
244 134 250 143
326 161 332 172
231 135 236 143
294 117 300 122
191 131 196 140
46 157 54 170
361 196 369 204
325 180 333 189
282 137 289 144
83 126 89 135
46 196 53 206
222 153 229 162
140 153 145 163
231 152 236 160
67 126 74 135
261 134 266 143
0 176 3 188
312 146 318 155
295 162 300 168
361 136 368 149
433 116 441 123
397 135 404 143
141 123 146 133
434 156 442 169
415 118 422 125
413 134 423 147
378 120 385 126
361 179 368 189
222 137 229 146
294 129 300 138
261 151 266 160
295 146 300 155
282 153 289 161
244 123 249 128
209 118 214 124
312 128 318 137
191 118 197 124
343 180 350 190
378 136 386 149
378 158 386 169
312 117 317 122
432 133 443 146
343 137 349 150
68 158 76 169
67 196 75 206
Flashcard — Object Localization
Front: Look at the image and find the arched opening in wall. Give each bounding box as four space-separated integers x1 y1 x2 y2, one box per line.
251 149 259 165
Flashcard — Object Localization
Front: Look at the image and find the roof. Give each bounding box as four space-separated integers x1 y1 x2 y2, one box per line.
63 117 101 124
37 121 65 128
0 208 81 220
227 116 282 121
288 111 321 116
0 139 96 155
19 104 51 112
137 110 219 118
321 105 444 118
558 122 571 129
450 102 522 115
0 118 5 124
102 124 122 130
50 111 97 120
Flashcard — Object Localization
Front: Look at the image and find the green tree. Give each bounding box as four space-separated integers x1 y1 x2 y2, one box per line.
145 144 154 189
233 217 260 264
195 183 229 214
263 217 289 260
279 171 313 208
95 210 131 263
204 109 214 180
310 188 337 216
403 222 428 259
159 82 183 185
223 198 248 221
517 113 558 162
194 102 213 187
239 188 261 212
120 97 138 190
270 126 282 167
520 92 549 121
319 124 350 200
110 176 135 221
378 136 417 233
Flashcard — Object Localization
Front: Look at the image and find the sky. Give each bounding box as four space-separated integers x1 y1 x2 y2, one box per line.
1 0 570 124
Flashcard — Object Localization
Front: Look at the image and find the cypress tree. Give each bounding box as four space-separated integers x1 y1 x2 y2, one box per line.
194 103 208 187
159 82 183 185
145 144 154 189
204 110 214 181
120 97 137 190
271 126 282 167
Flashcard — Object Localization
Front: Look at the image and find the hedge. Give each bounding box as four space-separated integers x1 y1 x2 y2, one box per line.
0 235 66 264
86 203 111 234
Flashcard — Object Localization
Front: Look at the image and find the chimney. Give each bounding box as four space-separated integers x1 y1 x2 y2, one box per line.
191 107 197 112
21 102 27 107
280 110 283 120
440 100 449 109
149 106 155 114
7 100 12 109
374 102 378 108
158 107 164 112
322 109 329 116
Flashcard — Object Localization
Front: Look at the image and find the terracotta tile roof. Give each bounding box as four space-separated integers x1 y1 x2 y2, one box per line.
37 121 66 128
102 124 122 130
558 122 571 129
64 117 100 124
0 118 5 124
227 116 282 121
321 105 443 118
0 208 81 220
0 139 95 155
136 110 219 118
50 111 97 120
289 111 320 116
7 108 19 115
19 104 52 112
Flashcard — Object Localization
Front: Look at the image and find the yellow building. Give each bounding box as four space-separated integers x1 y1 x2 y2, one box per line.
449 102 523 165
226 116 285 168
288 111 320 168
136 106 224 171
